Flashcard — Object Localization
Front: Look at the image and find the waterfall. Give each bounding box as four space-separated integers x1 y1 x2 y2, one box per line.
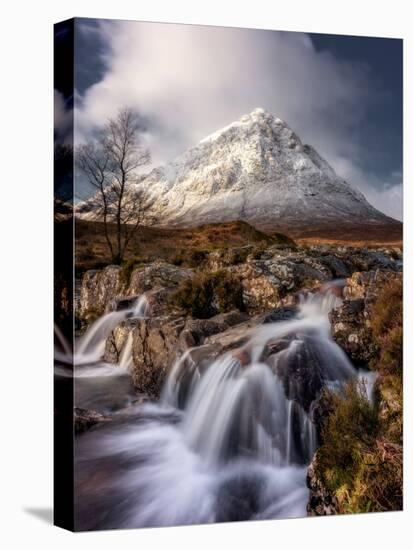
74 284 362 529
75 294 149 365
159 287 353 468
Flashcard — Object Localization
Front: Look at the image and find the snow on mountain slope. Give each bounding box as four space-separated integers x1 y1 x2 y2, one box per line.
77 108 399 238
138 108 393 229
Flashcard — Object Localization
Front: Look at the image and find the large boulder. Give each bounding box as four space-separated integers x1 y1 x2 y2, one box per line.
79 265 122 319
232 252 332 314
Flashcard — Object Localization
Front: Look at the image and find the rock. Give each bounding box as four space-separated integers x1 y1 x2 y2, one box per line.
206 245 254 270
330 270 402 365
263 306 297 323
330 298 375 365
128 261 193 295
232 262 281 313
129 310 250 397
130 315 186 397
181 310 250 347
74 407 109 433
317 255 350 278
307 453 339 515
268 334 325 412
232 252 331 314
79 265 122 319
79 261 192 320
205 316 261 353
104 323 132 363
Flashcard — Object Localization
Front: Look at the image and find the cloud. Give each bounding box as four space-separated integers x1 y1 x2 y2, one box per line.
75 20 402 220
54 89 72 145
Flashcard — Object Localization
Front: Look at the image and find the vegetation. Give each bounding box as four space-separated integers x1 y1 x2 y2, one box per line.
370 277 403 377
119 258 145 286
170 269 245 319
75 219 295 272
315 277 403 513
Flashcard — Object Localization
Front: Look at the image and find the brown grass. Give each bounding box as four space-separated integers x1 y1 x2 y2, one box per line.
75 219 292 272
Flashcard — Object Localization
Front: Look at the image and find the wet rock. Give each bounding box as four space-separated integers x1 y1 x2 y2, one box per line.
263 306 297 323
181 310 250 347
104 323 132 363
74 407 109 433
216 472 265 522
205 316 261 353
108 295 140 312
129 310 250 397
269 334 325 412
317 255 350 279
131 315 186 397
307 453 339 515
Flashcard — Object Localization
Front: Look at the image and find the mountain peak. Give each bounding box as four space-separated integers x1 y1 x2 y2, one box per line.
200 107 287 145
79 109 399 239
138 109 395 231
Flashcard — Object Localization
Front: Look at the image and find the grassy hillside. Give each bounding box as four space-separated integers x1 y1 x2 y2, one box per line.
75 219 295 273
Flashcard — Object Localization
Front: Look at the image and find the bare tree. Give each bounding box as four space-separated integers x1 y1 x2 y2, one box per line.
76 108 153 264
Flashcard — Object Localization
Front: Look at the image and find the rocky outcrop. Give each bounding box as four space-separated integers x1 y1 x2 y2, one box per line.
128 261 193 295
307 453 339 515
79 245 402 400
104 310 251 397
330 270 402 365
79 261 193 320
229 247 336 314
79 246 401 321
79 265 122 319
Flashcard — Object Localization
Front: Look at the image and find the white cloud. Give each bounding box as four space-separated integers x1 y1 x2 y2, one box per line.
75 20 402 220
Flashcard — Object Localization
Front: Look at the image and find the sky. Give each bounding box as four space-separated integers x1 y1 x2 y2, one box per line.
56 18 403 219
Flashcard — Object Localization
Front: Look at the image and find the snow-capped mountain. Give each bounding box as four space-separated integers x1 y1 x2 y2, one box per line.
139 108 394 230
78 108 400 238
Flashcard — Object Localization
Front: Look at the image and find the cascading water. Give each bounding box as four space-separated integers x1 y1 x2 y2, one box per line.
74 294 149 365
74 283 368 530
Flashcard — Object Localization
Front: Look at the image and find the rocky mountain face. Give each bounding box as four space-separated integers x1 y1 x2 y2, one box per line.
128 108 399 237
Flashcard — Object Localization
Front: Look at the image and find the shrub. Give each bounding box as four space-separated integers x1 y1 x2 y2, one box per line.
370 277 403 376
313 276 403 514
119 258 144 286
187 248 209 267
315 380 402 513
316 381 379 498
170 269 245 319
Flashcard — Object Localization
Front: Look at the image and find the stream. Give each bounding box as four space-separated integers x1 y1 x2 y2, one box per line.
55 283 375 530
